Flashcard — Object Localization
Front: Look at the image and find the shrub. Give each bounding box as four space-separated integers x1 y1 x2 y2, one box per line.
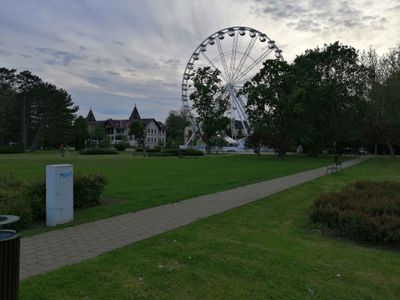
26 181 46 221
80 147 118 155
0 174 32 227
73 174 107 208
114 143 129 151
311 180 400 247
161 148 204 157
0 173 107 227
0 145 24 154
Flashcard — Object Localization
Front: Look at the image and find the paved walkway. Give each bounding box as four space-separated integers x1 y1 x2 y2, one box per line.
20 157 367 280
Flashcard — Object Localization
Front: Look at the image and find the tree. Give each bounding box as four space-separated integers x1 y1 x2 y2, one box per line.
292 42 370 155
129 120 145 150
73 116 89 150
189 67 229 153
241 59 300 158
165 111 187 147
244 131 272 156
362 44 400 155
91 125 106 141
0 68 78 150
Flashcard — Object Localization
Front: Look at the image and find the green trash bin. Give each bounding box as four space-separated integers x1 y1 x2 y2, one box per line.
0 215 20 300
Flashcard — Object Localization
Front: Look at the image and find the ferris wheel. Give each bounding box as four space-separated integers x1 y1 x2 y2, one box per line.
181 26 283 145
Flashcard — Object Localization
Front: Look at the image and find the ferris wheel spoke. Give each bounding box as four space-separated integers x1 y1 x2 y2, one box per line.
234 48 274 83
216 38 230 81
233 37 256 83
229 33 238 81
200 52 229 82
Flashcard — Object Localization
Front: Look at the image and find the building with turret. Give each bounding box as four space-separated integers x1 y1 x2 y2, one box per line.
85 105 166 148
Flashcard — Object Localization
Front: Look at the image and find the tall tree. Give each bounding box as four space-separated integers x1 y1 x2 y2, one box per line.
292 42 370 155
165 111 187 147
129 120 145 150
189 67 229 153
73 116 89 150
362 44 400 155
241 59 300 158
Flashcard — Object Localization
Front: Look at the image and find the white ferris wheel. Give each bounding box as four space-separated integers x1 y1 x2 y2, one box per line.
181 26 284 145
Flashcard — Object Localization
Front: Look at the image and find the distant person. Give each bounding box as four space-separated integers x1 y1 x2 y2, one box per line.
60 144 65 157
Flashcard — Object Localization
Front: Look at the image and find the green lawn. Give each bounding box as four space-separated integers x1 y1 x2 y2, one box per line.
1 151 339 230
19 158 400 299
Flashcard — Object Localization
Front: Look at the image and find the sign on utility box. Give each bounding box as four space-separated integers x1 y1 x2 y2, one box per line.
46 164 73 227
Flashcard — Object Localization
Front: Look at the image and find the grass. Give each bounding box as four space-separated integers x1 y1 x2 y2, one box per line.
0 151 340 233
19 158 400 299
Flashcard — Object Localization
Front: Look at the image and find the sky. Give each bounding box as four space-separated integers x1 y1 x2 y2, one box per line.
0 0 399 122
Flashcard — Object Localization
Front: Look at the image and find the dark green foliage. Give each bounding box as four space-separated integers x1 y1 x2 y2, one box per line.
189 67 229 153
114 143 129 151
0 174 33 227
161 148 204 156
242 60 299 158
79 147 118 155
165 111 187 147
73 116 89 150
73 174 107 208
98 137 112 148
26 181 46 221
311 180 400 247
129 120 145 148
0 145 24 153
0 173 106 227
0 68 78 150
292 42 370 155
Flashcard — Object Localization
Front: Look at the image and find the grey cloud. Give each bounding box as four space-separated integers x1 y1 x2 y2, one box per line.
36 47 85 66
0 49 13 56
114 40 125 46
106 70 120 76
252 0 387 33
87 76 109 85
94 57 112 66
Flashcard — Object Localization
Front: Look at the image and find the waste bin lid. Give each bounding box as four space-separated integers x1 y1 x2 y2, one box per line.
0 215 20 226
0 230 18 241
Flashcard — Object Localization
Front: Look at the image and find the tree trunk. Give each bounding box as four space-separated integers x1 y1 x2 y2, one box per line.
388 142 395 156
374 143 378 155
277 148 285 159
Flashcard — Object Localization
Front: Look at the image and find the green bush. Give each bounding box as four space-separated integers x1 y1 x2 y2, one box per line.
80 147 118 155
311 180 400 247
114 143 129 151
0 173 107 227
0 145 24 154
0 174 33 227
26 181 46 221
161 148 204 156
73 174 107 208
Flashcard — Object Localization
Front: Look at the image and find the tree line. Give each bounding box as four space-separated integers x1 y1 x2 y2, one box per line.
189 41 400 156
0 68 80 151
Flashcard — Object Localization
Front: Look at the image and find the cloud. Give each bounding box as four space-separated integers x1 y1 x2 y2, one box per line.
0 49 12 56
0 0 398 122
36 47 85 66
252 0 389 32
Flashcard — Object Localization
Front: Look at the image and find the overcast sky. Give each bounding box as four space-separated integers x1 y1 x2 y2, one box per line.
1 0 399 122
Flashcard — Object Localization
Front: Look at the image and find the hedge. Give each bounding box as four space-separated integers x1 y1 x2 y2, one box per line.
161 148 204 156
0 145 24 154
311 180 400 248
114 143 129 151
80 147 118 155
0 173 106 227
